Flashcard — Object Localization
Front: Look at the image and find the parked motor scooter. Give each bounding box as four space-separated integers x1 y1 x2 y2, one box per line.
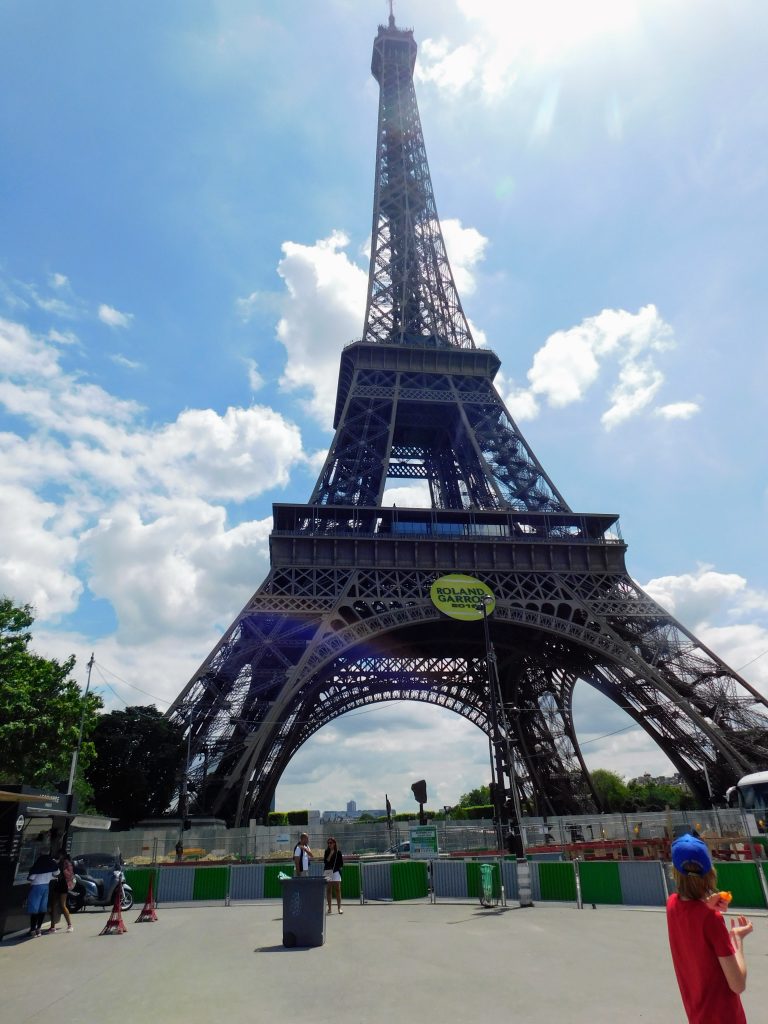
66 857 134 913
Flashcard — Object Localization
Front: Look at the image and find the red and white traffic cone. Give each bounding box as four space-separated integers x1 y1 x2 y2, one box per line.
100 885 128 935
135 877 158 923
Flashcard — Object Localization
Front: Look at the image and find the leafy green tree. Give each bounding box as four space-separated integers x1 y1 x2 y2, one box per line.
0 597 101 790
626 777 695 812
458 784 490 808
86 706 186 824
590 769 630 812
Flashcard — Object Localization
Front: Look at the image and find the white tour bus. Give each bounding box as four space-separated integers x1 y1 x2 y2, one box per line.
725 771 768 834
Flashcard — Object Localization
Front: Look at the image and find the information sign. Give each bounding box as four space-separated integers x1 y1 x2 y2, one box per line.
409 825 439 859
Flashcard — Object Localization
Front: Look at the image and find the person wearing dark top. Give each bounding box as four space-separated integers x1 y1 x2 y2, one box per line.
26 852 59 937
323 837 344 914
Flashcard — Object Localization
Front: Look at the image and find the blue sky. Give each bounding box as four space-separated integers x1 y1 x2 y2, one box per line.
2 0 767 815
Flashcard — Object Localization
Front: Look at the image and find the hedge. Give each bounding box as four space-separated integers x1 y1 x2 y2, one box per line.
267 810 308 826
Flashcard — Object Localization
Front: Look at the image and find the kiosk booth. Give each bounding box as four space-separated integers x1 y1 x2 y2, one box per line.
0 785 111 939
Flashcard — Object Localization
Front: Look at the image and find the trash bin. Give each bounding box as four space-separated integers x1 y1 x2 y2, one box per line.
281 876 326 948
479 863 495 907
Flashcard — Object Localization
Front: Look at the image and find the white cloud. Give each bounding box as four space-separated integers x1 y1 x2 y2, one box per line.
49 272 69 289
501 304 677 429
244 358 263 391
382 483 432 508
0 483 82 619
276 231 367 423
278 702 490 812
440 218 488 296
110 353 142 370
48 329 79 346
655 401 701 421
98 303 134 329
505 387 540 422
82 500 272 645
601 358 664 429
416 38 483 95
142 405 305 502
644 564 751 626
643 565 768 696
0 316 308 650
417 1 641 100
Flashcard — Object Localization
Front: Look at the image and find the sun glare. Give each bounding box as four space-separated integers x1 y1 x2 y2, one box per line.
459 0 640 63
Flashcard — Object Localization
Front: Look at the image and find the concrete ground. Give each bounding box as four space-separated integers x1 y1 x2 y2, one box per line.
2 900 767 1023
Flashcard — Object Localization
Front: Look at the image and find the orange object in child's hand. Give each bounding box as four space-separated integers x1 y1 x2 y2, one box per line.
719 891 733 904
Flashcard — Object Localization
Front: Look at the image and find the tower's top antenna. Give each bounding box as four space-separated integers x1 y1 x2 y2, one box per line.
388 0 395 29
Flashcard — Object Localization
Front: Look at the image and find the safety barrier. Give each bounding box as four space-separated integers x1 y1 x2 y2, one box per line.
533 861 579 903
118 858 768 911
358 860 429 901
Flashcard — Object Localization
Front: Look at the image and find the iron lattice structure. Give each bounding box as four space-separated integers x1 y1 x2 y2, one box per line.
168 16 768 826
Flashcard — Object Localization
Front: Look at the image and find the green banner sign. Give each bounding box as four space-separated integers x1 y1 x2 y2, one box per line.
429 574 495 621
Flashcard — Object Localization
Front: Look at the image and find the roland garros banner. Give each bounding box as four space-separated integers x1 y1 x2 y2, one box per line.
429 574 495 622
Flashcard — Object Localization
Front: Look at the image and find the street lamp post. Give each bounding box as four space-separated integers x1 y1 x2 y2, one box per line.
67 652 95 801
476 597 525 857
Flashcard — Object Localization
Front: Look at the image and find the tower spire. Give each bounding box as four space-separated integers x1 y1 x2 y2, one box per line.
388 0 395 30
364 16 474 349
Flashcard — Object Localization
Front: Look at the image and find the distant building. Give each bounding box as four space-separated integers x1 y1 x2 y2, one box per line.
322 811 348 822
629 772 690 791
308 809 321 823
359 809 388 819
346 800 357 815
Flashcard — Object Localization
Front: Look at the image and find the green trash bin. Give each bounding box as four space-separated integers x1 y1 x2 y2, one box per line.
479 863 496 907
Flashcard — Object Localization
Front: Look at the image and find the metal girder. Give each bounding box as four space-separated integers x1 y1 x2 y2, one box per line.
310 362 568 512
169 556 768 824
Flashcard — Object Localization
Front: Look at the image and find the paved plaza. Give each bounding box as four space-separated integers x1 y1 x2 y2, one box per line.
2 900 767 1023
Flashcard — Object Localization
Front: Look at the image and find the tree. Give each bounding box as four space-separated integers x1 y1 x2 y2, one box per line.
458 784 490 808
86 706 186 824
0 597 101 790
590 769 630 812
626 777 696 812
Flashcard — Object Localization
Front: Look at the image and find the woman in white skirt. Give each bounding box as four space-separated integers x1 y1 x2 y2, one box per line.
323 837 344 914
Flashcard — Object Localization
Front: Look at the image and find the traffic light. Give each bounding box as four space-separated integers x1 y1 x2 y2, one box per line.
411 780 427 805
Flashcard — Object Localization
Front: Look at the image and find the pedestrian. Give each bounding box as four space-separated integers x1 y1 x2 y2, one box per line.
323 836 344 914
48 850 75 933
293 832 313 875
175 839 184 862
666 831 752 1023
26 850 59 937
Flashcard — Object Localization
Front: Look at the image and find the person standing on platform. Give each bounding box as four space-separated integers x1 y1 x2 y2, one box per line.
323 837 344 914
666 831 752 1023
26 851 59 937
293 833 313 875
48 850 75 933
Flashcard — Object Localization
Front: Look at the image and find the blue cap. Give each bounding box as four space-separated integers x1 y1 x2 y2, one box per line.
671 832 712 875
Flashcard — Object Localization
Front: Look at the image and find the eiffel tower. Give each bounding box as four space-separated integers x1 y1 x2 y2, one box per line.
168 12 768 828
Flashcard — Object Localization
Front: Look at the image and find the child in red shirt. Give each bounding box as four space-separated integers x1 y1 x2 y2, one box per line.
667 832 752 1023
